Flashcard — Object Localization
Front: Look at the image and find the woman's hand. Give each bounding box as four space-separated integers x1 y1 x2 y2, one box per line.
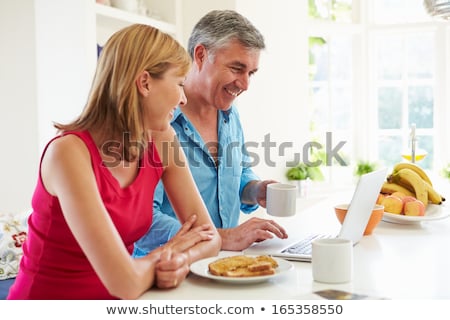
165 214 215 255
155 249 189 289
153 214 216 288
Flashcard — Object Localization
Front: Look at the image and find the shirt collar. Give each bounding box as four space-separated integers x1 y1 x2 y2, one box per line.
171 106 234 125
171 107 184 125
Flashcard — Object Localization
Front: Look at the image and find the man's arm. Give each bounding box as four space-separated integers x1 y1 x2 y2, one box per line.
133 181 182 257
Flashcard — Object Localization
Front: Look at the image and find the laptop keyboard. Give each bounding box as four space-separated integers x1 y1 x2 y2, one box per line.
282 234 334 255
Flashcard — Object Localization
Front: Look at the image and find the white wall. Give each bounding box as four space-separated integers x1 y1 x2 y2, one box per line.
179 0 235 48
0 0 97 212
235 0 310 182
181 0 311 182
34 0 97 151
0 2 39 213
1 0 311 211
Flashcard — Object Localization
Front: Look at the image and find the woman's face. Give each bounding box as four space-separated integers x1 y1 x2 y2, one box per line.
142 66 187 132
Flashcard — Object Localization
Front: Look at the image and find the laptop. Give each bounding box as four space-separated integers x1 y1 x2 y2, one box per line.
244 168 388 262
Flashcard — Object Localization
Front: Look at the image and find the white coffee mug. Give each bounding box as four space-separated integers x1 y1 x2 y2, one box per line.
311 238 353 283
266 183 297 217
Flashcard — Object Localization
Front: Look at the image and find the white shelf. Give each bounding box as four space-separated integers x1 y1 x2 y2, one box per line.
95 3 176 45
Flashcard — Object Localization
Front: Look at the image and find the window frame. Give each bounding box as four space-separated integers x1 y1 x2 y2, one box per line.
306 0 450 178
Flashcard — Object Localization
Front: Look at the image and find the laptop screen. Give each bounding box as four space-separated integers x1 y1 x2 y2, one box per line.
338 168 388 243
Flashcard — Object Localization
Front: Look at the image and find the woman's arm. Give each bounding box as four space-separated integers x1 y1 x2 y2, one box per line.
152 128 221 264
41 135 211 299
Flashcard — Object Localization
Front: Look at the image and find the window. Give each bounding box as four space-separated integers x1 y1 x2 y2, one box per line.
307 0 448 179
308 0 353 22
374 31 435 169
307 0 357 181
308 35 354 169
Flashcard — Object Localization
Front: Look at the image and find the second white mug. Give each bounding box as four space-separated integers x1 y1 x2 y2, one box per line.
311 238 353 284
266 183 297 217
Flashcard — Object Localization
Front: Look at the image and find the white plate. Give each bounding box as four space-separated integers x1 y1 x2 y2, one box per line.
382 203 450 224
190 255 293 284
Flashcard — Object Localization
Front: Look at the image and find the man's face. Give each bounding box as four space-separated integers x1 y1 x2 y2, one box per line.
199 40 260 110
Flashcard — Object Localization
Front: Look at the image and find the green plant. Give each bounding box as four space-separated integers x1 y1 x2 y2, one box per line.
354 161 378 177
441 164 450 180
286 163 324 181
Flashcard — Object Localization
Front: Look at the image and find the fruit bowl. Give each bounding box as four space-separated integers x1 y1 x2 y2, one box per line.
334 204 384 235
383 204 449 224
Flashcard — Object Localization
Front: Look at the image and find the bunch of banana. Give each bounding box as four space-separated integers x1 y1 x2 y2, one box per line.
385 162 445 206
391 163 433 186
380 182 415 197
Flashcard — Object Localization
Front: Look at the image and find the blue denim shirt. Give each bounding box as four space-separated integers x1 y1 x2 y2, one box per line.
133 106 260 256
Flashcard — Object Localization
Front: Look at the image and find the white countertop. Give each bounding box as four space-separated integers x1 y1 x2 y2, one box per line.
139 185 450 300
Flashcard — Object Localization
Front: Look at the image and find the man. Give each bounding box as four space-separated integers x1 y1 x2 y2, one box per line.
134 10 288 255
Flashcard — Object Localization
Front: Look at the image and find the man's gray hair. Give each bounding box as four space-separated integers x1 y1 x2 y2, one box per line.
187 10 265 59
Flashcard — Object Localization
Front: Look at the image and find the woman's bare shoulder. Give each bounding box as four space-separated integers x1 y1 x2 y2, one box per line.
44 133 91 164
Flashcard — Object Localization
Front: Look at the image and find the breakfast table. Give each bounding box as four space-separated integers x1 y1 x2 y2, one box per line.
139 181 450 300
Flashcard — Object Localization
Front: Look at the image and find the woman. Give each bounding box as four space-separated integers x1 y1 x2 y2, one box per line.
7 24 221 300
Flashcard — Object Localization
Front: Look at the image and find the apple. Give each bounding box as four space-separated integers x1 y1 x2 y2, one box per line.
381 195 403 214
376 193 385 205
404 200 426 216
401 196 417 213
402 195 417 204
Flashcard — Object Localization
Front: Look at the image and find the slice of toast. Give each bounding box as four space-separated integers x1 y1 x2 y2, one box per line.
224 266 275 277
255 255 279 268
247 261 273 272
208 255 278 277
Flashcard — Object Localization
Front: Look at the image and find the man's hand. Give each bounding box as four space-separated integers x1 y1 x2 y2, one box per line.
241 180 278 207
218 217 288 251
255 180 278 208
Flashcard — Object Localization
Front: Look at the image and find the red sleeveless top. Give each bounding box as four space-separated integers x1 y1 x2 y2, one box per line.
8 131 163 299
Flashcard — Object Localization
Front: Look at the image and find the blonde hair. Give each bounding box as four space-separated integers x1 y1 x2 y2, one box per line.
56 24 191 161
